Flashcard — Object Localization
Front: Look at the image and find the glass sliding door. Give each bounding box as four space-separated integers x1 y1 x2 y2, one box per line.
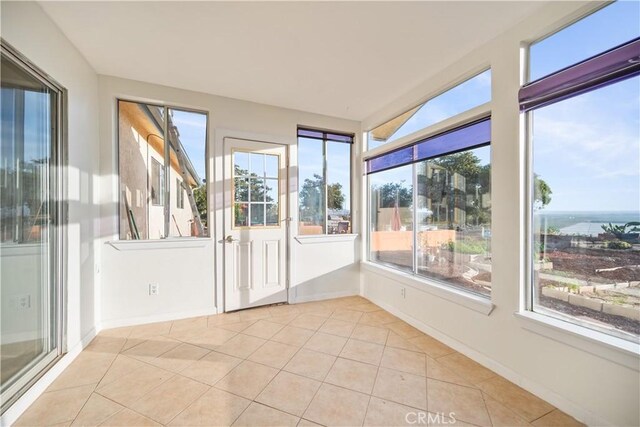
1 43 64 413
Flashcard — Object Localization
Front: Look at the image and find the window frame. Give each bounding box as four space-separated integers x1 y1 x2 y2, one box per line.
116 98 209 240
522 16 640 341
297 126 354 236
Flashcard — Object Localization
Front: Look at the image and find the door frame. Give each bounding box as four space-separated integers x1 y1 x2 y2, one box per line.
215 129 295 313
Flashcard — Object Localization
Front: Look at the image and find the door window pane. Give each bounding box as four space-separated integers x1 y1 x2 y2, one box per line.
250 203 265 226
369 164 414 273
233 150 280 229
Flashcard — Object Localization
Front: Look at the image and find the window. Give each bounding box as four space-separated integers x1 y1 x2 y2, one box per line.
176 178 184 209
368 69 491 150
233 151 280 228
367 118 492 297
118 100 208 239
523 2 640 340
298 128 353 235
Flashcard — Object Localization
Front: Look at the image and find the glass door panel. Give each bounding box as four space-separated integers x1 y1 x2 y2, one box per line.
1 46 61 412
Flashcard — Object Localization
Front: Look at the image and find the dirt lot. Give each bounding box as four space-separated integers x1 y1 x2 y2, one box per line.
546 247 640 283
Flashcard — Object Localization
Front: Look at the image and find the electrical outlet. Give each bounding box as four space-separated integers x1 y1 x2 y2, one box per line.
149 284 159 296
11 294 31 310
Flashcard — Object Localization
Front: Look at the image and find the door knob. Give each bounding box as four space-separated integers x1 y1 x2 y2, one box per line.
225 235 237 243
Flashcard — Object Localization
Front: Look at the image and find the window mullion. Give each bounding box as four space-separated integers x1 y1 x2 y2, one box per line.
163 105 170 239
323 138 328 234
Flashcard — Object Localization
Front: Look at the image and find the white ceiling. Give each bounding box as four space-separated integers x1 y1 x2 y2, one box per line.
39 1 545 121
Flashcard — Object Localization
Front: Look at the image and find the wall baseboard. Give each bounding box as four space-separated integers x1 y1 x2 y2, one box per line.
0 328 97 426
290 289 358 304
99 307 219 330
363 294 610 427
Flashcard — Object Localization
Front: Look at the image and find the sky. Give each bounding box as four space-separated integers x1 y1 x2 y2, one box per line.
363 0 640 214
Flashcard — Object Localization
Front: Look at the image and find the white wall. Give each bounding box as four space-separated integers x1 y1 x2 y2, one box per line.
1 1 100 351
360 2 639 426
97 76 361 327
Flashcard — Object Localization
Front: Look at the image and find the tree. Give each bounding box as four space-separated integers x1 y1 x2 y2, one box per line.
533 175 552 210
299 174 346 223
374 182 413 208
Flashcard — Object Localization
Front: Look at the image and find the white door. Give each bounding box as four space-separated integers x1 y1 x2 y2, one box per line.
223 138 288 311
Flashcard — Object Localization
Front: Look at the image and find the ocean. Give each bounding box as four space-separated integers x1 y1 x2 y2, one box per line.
535 211 640 236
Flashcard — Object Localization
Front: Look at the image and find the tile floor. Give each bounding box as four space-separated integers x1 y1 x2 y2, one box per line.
15 296 584 426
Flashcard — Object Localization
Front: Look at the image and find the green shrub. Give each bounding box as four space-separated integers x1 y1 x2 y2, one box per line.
605 240 632 250
444 240 487 254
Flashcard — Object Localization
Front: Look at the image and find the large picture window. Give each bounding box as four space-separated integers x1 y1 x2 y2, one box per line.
298 128 353 235
523 2 640 340
118 100 208 239
367 118 492 297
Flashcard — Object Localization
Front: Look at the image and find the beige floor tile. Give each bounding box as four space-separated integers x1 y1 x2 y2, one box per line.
129 321 173 339
283 348 336 381
15 384 94 426
386 321 423 339
358 311 399 326
330 309 363 323
256 371 321 417
426 357 474 388
98 408 160 426
47 352 115 392
295 303 334 318
478 376 555 422
427 379 491 427
208 312 241 327
324 357 378 394
350 324 389 345
269 313 300 325
386 332 422 352
96 363 173 407
380 346 426 376
409 335 455 358
364 396 419 426
168 387 250 426
348 302 383 313
297 419 323 427
180 350 242 386
268 304 301 317
85 335 127 355
289 314 327 331
303 383 369 427
170 316 208 335
436 352 496 385
98 326 133 340
177 327 238 349
372 367 427 410
532 409 584 427
97 355 147 389
303 331 347 356
242 320 284 339
146 343 210 373
215 360 278 399
214 334 266 359
340 339 384 365
239 307 272 321
129 375 209 424
247 340 298 369
318 319 356 338
271 325 315 347
483 393 532 426
232 402 299 427
122 336 182 362
217 320 256 333
71 393 124 427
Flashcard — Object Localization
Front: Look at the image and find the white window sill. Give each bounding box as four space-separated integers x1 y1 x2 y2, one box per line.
107 238 211 251
361 261 494 315
295 234 358 244
515 310 639 371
